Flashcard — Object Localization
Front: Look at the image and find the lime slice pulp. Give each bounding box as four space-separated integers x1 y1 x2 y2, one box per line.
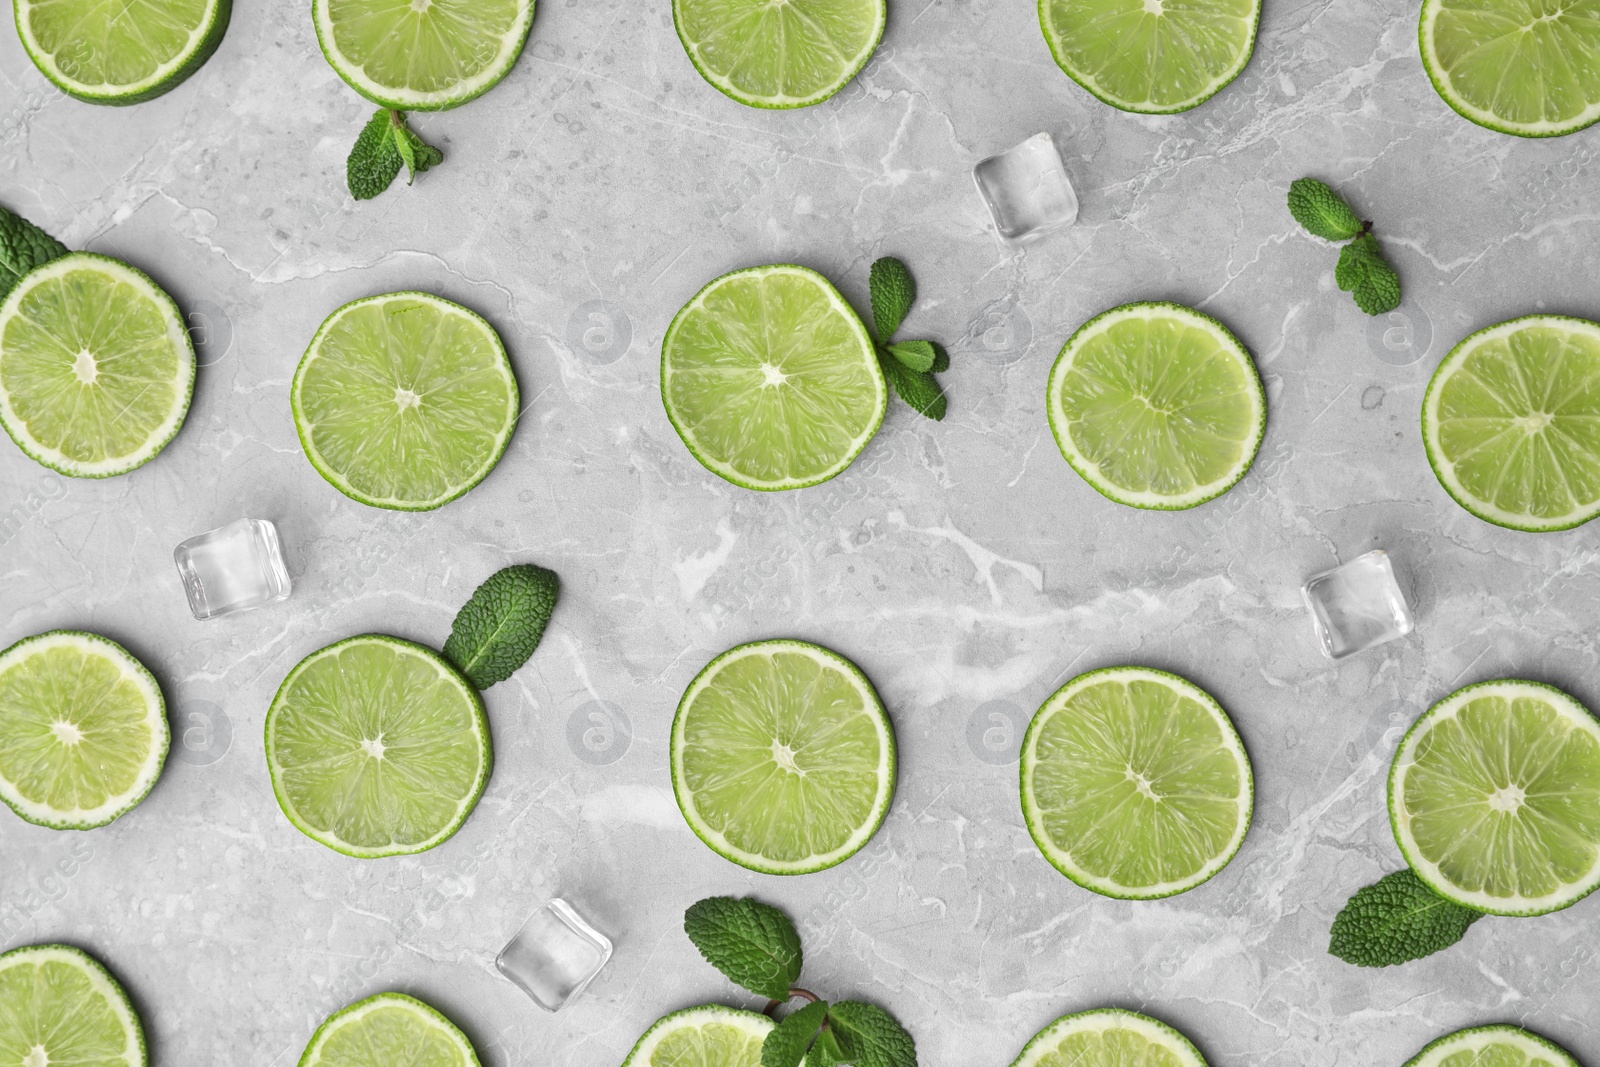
0 944 146 1067
671 639 896 875
1010 1009 1208 1067
1404 1025 1580 1067
300 992 480 1067
673 0 886 108
15 0 230 104
622 1005 773 1067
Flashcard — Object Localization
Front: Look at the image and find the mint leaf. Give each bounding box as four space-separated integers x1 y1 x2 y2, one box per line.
926 340 949 374
829 1001 916 1067
1288 177 1364 242
442 564 559 689
879 351 947 421
761 1000 829 1067
809 1028 846 1067
1336 234 1402 316
1329 869 1484 967
393 116 444 184
868 257 915 341
0 204 68 303
348 109 404 200
886 340 936 373
683 897 802 1001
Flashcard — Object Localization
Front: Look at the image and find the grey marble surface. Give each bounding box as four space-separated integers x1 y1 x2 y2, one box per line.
3 0 1599 1064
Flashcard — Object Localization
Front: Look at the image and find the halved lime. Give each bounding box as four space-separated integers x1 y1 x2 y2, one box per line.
1422 314 1600 531
1040 0 1260 113
300 992 480 1067
266 635 491 858
1021 666 1253 899
0 944 146 1067
671 639 896 875
1421 0 1600 137
662 265 884 491
293 292 519 511
1011 1009 1207 1067
314 0 535 111
673 0 886 109
0 253 195 478
1390 678 1600 916
621 1005 773 1067
0 630 168 830
15 0 229 104
1047 302 1265 510
1405 1025 1579 1067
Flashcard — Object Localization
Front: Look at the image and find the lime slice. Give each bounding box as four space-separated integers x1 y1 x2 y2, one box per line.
1405 1025 1580 1067
1039 0 1260 113
1047 302 1265 510
1011 1009 1208 1067
621 1005 773 1067
0 944 146 1067
662 265 885 491
672 0 886 109
0 630 168 830
1390 678 1600 916
1021 666 1253 899
15 0 229 104
1422 314 1600 532
266 635 491 859
313 0 535 111
671 639 896 875
300 992 480 1067
1421 0 1600 137
0 253 195 478
292 292 519 511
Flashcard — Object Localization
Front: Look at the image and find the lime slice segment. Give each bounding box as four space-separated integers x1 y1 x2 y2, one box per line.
1421 0 1600 137
300 992 480 1067
1405 1025 1580 1067
1021 666 1253 899
0 253 195 478
0 630 168 830
662 264 885 491
1422 314 1600 531
1390 679 1600 916
292 292 519 511
266 635 491 859
1039 0 1260 113
671 639 896 875
1047 302 1265 510
1011 1009 1208 1067
621 1005 773 1067
313 0 535 111
0 944 146 1067
15 0 229 104
673 0 886 108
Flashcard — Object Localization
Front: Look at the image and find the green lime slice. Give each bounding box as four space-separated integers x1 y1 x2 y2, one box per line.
266 635 491 859
313 0 535 111
1021 666 1253 899
1405 1025 1580 1067
1039 0 1260 113
15 0 229 104
0 630 168 830
662 264 885 491
1421 0 1600 137
292 292 519 511
0 944 146 1067
1011 1009 1208 1067
672 0 886 108
1390 678 1600 916
621 1005 773 1067
300 992 480 1067
0 253 195 478
1047 302 1265 510
671 639 896 875
1422 314 1600 532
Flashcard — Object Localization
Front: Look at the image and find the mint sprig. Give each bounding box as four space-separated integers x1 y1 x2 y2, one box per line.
867 257 949 421
1329 868 1485 967
348 108 444 201
1287 177 1401 316
0 203 68 303
441 564 559 689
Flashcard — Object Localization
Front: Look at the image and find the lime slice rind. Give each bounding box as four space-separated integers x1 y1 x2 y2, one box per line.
0 944 146 1067
672 0 886 109
15 0 230 104
622 1005 773 1067
1010 1008 1208 1067
1404 1025 1580 1067
300 992 480 1067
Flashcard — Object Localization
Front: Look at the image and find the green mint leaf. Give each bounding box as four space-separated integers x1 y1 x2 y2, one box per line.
393 112 444 184
1329 869 1484 968
442 564 559 689
926 340 949 374
886 340 936 373
348 108 404 201
1288 177 1363 242
828 1002 916 1067
682 896 802 1001
868 257 915 341
879 350 947 421
809 1028 846 1067
1336 234 1402 316
0 204 69 303
761 1000 829 1067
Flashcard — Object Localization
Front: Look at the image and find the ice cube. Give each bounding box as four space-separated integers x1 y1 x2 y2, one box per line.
495 898 612 1012
1302 550 1415 660
173 518 291 621
973 133 1079 241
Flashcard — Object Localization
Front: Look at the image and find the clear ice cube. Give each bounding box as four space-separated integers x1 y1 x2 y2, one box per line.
973 133 1079 241
496 898 612 1012
173 518 291 620
1302 550 1415 660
